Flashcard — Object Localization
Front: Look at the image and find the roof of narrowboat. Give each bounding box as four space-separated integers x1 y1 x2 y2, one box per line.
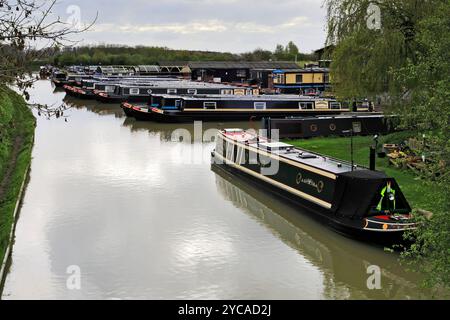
221 129 362 175
161 94 338 102
116 81 240 89
273 67 330 74
274 114 386 121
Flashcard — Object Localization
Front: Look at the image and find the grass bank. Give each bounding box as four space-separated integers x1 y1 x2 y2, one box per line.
285 132 441 214
0 86 35 267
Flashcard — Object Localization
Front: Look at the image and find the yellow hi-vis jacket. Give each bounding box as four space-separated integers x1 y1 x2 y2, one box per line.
376 186 396 211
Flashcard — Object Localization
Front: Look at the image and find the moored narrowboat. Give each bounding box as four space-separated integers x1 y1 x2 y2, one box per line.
96 81 256 103
211 129 416 244
262 114 394 139
51 70 68 87
65 77 181 99
123 94 348 122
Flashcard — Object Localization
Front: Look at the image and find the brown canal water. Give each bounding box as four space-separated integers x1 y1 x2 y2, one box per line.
1 80 437 299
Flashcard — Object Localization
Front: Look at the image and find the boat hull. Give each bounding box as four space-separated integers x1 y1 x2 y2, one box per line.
211 152 410 246
146 109 345 123
95 94 150 104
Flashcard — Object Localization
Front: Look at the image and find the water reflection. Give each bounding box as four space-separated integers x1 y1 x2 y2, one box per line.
2 80 441 300
212 164 431 299
63 96 125 118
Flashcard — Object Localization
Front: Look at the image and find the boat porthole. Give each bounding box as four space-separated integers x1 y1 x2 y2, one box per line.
329 123 336 131
296 173 303 185
310 124 318 132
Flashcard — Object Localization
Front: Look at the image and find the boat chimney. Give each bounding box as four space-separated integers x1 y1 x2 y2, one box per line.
370 146 376 171
370 134 379 171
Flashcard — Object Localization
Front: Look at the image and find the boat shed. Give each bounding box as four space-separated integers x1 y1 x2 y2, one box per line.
132 65 161 75
158 62 191 78
188 61 299 84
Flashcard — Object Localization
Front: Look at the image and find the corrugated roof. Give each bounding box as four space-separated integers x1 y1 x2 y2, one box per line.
188 61 299 70
97 66 132 74
135 65 161 73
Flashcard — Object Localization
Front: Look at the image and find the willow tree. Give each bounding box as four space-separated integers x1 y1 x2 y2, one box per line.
325 0 435 99
326 0 450 291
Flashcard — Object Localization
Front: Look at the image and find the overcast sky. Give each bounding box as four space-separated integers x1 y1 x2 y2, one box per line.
53 0 328 53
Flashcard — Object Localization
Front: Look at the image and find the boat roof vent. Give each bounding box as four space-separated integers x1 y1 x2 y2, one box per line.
259 142 294 151
224 129 244 133
298 152 318 159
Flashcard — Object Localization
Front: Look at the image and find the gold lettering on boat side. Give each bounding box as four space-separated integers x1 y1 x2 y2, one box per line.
317 181 324 193
296 172 325 193
296 172 303 185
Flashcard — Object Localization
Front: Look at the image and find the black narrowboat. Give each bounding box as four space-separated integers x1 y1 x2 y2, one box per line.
51 70 68 87
262 114 395 139
123 94 347 122
95 82 257 103
64 77 181 100
211 129 416 244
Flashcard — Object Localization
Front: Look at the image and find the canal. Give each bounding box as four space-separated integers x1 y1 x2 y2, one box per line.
2 80 433 299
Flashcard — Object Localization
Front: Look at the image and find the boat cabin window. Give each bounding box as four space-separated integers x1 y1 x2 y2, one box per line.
274 74 285 84
236 146 246 165
187 89 197 95
167 89 177 94
315 101 330 110
221 89 233 95
295 74 303 83
204 102 217 109
175 100 182 108
129 88 139 95
234 89 245 96
254 102 267 110
299 102 314 110
105 86 115 93
330 102 341 109
236 69 247 78
226 141 235 162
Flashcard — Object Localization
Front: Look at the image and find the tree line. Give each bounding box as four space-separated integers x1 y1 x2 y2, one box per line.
48 41 314 67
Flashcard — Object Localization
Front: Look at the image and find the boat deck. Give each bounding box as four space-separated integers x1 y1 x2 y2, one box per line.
223 129 359 174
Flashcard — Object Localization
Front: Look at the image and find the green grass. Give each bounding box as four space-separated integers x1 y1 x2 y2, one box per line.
285 133 441 214
0 86 35 266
